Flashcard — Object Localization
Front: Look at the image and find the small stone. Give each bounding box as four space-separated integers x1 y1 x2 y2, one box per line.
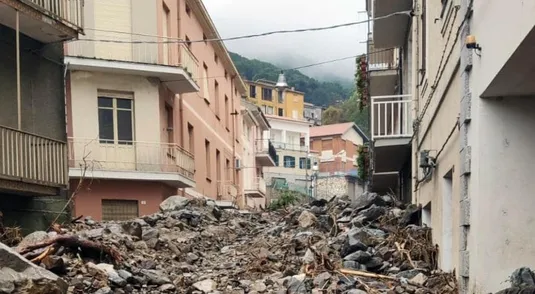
159 283 176 291
313 272 331 287
94 287 113 294
141 269 172 285
186 252 200 264
122 221 143 238
142 227 159 241
160 195 190 212
365 257 384 271
343 251 371 263
117 270 133 282
251 281 267 292
409 273 428 286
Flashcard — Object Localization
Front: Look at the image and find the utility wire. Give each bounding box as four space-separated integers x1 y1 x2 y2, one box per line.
69 11 412 45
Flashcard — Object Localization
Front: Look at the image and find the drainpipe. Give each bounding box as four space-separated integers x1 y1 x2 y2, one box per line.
16 10 21 130
412 1 421 202
178 94 186 197
230 75 238 206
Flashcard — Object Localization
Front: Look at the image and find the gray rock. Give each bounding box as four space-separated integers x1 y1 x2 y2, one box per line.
511 267 535 288
351 192 387 212
286 274 308 294
346 290 367 294
159 283 177 291
16 231 49 250
104 224 124 235
313 272 331 287
342 261 360 269
94 287 113 294
297 211 317 228
397 269 424 280
193 278 217 292
117 270 133 282
160 195 190 212
340 229 369 257
142 227 159 241
122 221 143 238
343 251 372 263
186 252 200 264
251 280 267 292
0 242 68 293
84 228 105 239
140 269 172 285
358 205 387 223
365 257 384 271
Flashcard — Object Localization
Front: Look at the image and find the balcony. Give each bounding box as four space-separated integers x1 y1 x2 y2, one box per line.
217 180 238 201
255 139 277 167
244 177 266 198
64 34 200 94
0 125 67 196
370 0 412 48
68 138 195 188
371 94 412 194
0 0 83 43
368 44 400 96
271 141 308 152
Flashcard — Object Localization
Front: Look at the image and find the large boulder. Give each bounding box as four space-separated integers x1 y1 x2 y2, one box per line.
0 242 68 293
159 196 190 212
350 192 388 212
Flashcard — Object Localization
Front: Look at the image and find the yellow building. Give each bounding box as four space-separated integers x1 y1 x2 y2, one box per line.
245 79 305 120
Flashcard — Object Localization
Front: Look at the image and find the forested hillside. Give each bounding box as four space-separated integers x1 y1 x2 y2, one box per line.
230 52 352 107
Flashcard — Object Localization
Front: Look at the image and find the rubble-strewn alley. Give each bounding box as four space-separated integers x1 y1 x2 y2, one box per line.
1 193 460 294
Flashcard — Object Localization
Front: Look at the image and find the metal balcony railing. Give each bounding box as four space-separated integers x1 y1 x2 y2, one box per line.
271 141 308 152
371 94 413 139
0 125 67 187
26 0 84 30
68 138 195 180
66 33 199 79
255 139 277 163
367 47 400 71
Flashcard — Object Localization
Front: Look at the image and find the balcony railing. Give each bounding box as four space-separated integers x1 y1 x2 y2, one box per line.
68 138 195 180
367 47 400 71
271 141 308 152
26 0 84 30
217 180 238 201
0 125 67 187
245 177 266 196
255 139 277 163
371 94 413 139
65 33 199 79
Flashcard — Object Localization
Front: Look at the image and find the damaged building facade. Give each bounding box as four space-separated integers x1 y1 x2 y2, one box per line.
0 0 83 231
368 0 535 292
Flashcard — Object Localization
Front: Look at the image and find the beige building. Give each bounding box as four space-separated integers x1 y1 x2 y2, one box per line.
65 0 247 220
369 0 535 292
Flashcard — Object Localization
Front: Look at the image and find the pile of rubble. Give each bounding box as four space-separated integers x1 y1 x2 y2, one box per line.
0 193 457 293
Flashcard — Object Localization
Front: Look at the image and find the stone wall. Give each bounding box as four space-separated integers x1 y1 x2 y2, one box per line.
315 176 364 200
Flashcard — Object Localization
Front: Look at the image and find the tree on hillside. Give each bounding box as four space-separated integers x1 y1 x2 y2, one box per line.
322 106 344 125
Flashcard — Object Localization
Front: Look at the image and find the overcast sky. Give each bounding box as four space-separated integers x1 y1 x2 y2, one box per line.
203 0 368 84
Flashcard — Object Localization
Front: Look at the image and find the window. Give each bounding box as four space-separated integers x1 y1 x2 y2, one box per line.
299 157 311 169
205 140 211 180
185 35 191 49
202 63 210 102
188 123 194 154
216 149 221 183
165 104 174 143
214 53 219 64
262 88 272 101
292 110 298 119
249 85 256 98
224 95 229 130
98 95 133 145
274 155 279 166
215 80 220 118
185 3 191 16
224 70 228 80
203 33 207 44
102 199 138 221
225 159 230 181
283 156 296 168
263 106 274 115
278 108 284 117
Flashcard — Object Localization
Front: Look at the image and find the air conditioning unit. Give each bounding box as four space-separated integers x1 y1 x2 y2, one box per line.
235 159 241 170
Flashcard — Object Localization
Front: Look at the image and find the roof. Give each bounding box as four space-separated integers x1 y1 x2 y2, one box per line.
265 115 310 125
310 122 369 142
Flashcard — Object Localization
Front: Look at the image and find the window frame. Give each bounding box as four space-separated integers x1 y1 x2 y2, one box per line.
97 94 134 145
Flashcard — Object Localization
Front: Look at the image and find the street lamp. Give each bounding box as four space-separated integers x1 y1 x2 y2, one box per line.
311 162 319 199
275 71 289 103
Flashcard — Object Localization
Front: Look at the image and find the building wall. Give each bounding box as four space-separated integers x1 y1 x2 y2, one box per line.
71 179 175 221
166 0 245 202
411 0 462 279
316 175 364 201
311 129 364 173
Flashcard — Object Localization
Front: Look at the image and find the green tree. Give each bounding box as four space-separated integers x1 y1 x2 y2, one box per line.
322 106 344 125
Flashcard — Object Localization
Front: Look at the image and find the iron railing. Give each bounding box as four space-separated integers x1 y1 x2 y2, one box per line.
244 177 266 195
217 180 238 201
68 138 195 181
66 33 199 80
26 0 84 30
0 125 67 187
371 94 413 139
367 47 400 71
255 139 278 163
271 141 308 152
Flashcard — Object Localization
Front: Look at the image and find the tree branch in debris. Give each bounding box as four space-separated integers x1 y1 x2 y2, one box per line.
338 268 432 290
18 235 122 264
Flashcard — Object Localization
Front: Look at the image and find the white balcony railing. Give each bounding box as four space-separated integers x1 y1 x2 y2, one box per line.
371 94 413 139
271 141 308 152
68 138 194 180
245 177 266 196
65 33 199 79
217 180 238 201
0 125 67 187
27 0 84 30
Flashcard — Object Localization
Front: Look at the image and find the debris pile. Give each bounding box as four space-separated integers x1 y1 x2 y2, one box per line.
1 193 458 293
